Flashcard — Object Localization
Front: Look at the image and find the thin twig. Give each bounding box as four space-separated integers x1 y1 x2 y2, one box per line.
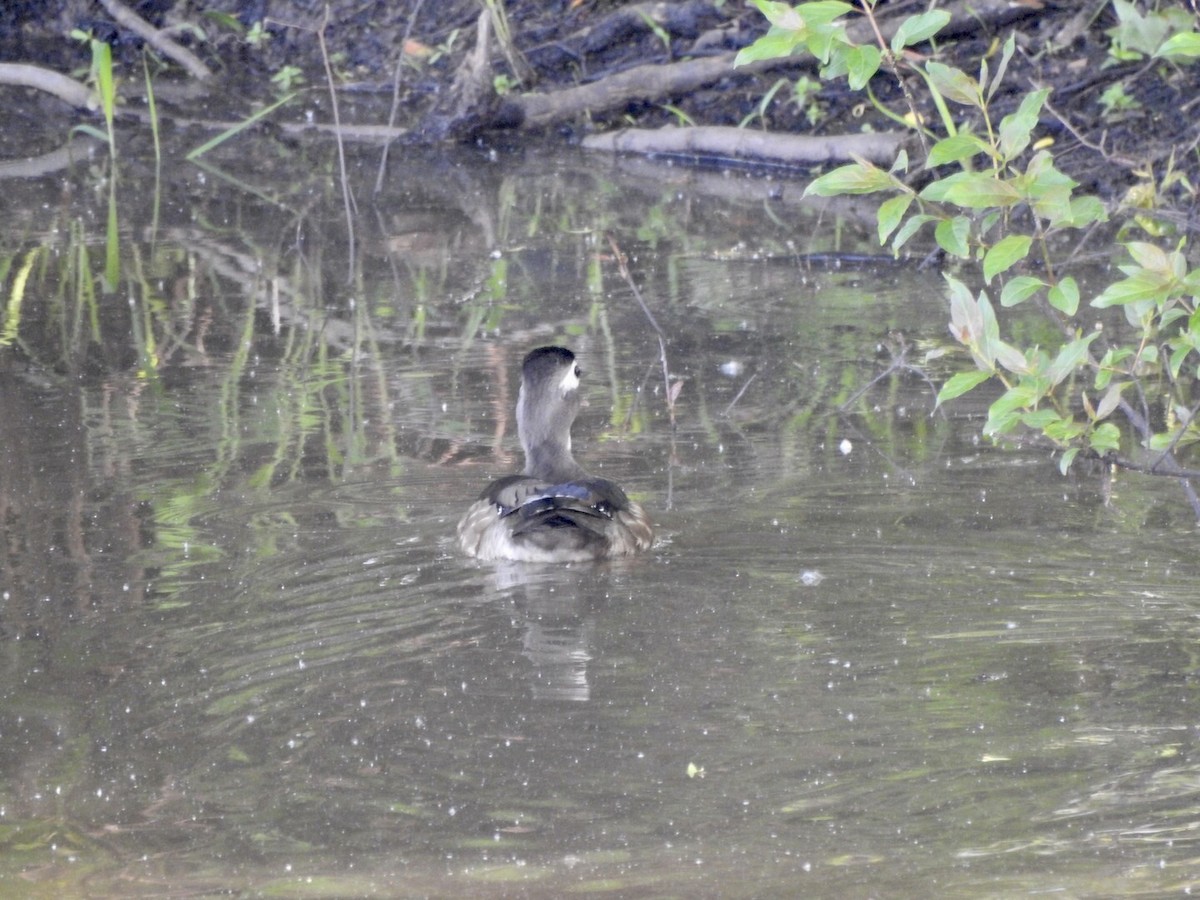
374 0 426 195
1042 94 1139 169
317 6 357 284
856 0 929 161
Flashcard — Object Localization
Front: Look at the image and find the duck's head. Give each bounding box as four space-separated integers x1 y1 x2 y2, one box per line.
517 346 586 482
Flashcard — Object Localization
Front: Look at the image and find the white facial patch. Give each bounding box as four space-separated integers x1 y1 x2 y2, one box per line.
558 362 580 395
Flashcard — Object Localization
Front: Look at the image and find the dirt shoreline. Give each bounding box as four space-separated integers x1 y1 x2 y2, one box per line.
2 1 1198 209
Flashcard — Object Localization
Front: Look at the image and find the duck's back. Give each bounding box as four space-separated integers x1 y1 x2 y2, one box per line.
457 475 653 562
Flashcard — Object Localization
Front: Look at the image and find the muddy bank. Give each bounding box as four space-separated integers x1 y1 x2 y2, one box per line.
2 1 1199 208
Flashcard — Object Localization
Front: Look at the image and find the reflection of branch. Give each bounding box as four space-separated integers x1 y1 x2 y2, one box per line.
1112 397 1200 521
838 333 941 414
97 0 212 80
607 236 678 509
723 373 758 417
0 136 100 178
607 236 679 425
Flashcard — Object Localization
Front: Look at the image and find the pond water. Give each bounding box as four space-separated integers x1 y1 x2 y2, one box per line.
1 132 1199 898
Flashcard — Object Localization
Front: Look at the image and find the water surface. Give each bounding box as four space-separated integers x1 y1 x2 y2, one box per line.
1 136 1198 897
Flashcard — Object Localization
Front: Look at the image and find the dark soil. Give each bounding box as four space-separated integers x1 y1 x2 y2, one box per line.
4 0 1200 213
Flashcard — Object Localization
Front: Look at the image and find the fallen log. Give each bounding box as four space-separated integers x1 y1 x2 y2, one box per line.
581 125 908 169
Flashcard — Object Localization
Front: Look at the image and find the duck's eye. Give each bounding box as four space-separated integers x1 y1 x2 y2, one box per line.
574 365 582 378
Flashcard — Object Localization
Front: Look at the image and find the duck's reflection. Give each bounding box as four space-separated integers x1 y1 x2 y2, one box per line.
520 593 597 702
482 561 636 703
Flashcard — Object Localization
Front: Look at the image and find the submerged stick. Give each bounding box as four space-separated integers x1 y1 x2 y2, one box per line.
0 63 94 109
97 0 211 80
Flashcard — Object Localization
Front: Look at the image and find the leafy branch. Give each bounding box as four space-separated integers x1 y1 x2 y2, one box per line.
737 0 1200 509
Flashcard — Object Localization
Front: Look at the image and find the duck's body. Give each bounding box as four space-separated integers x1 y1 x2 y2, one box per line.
457 346 653 562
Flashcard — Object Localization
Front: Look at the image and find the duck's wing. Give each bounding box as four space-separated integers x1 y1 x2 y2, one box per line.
488 476 628 521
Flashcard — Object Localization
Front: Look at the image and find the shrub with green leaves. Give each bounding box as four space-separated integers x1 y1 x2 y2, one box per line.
737 0 1200 485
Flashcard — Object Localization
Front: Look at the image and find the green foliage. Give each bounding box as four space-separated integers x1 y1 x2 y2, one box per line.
742 1 1200 476
493 72 518 96
790 75 826 126
739 78 790 128
1106 0 1198 62
246 21 271 48
270 64 305 93
1098 82 1141 116
70 31 118 157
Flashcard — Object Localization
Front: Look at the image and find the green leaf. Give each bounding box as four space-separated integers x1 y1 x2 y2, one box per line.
877 194 913 244
892 213 935 250
920 171 1022 208
1046 332 1099 386
993 339 1030 375
984 383 1040 436
997 87 1049 162
71 123 113 142
1095 347 1132 390
976 289 1001 364
934 215 971 258
1000 276 1045 307
890 10 951 53
1047 276 1080 316
804 162 896 196
925 61 982 107
735 31 804 66
935 369 992 406
791 1 853 25
1091 270 1174 308
202 10 245 32
1058 446 1079 475
1021 408 1062 429
1169 341 1193 379
805 21 840 65
1034 187 1077 227
1095 382 1126 420
1013 151 1087 226
1183 270 1200 297
1108 0 1171 58
186 91 299 159
987 32 1016 102
1043 415 1085 444
845 43 882 90
983 234 1032 283
946 274 980 340
1089 422 1121 453
1062 195 1108 228
927 132 993 167
751 0 804 28
1156 31 1200 60
1125 241 1169 271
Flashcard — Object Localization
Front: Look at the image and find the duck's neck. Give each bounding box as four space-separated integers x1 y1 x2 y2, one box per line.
523 439 586 484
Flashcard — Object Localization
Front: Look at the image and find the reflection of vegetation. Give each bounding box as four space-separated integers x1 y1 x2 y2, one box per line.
0 126 933 614
7 125 1200 896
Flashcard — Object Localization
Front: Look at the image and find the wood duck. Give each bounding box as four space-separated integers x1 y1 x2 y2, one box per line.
458 346 654 562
